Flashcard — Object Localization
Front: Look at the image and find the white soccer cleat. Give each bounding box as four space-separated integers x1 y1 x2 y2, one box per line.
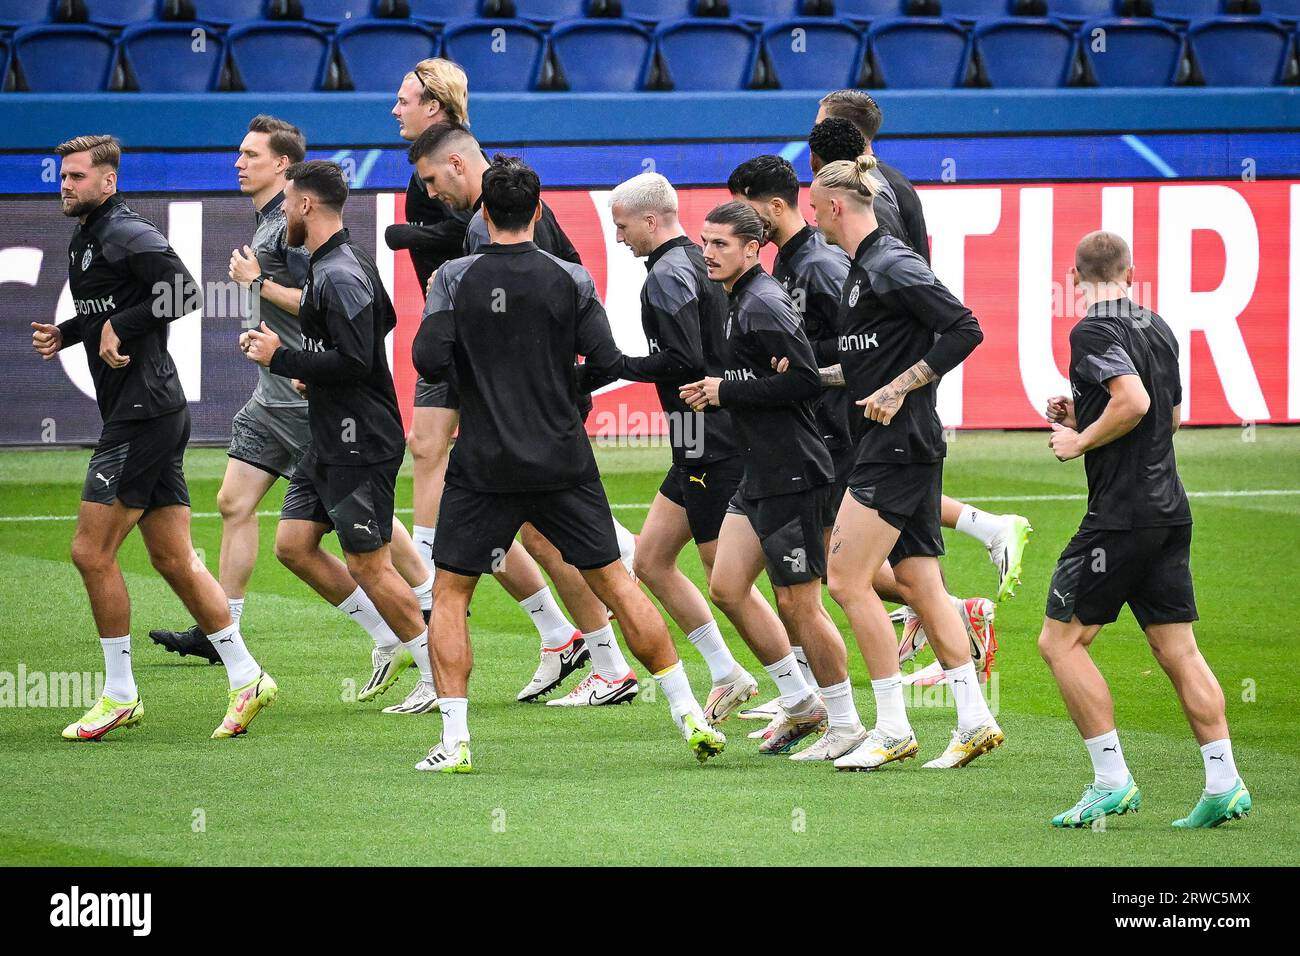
833 727 920 771
382 679 438 715
901 660 945 687
737 695 782 721
898 606 926 664
357 644 413 702
987 515 1032 602
964 597 998 681
922 723 1005 769
415 739 472 773
545 671 639 707
790 724 869 762
748 705 786 739
757 696 827 755
703 667 760 725
516 631 589 702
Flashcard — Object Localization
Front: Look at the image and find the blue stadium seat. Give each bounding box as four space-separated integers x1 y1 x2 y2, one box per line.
13 24 116 91
1187 15 1291 85
655 18 760 90
618 0 696 23
0 0 55 29
186 0 268 25
227 21 331 91
550 19 652 90
296 0 371 24
336 19 439 91
0 36 11 91
1079 17 1182 86
1259 0 1300 22
511 0 590 23
726 0 805 21
762 18 865 88
938 0 1012 21
1046 0 1117 22
407 0 484 23
442 19 546 91
1151 1 1225 22
832 1 912 24
974 17 1074 86
866 17 970 87
120 22 225 91
80 0 163 28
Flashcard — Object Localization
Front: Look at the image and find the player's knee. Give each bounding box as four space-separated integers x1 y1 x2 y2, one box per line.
273 533 308 570
406 428 446 463
148 547 192 580
826 569 862 609
215 484 250 522
70 536 110 575
708 577 741 611
631 550 666 587
1037 626 1077 664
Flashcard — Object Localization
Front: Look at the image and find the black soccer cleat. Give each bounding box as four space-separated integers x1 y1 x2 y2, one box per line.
149 624 221 664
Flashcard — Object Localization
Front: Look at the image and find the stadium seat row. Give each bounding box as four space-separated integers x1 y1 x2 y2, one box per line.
2 14 1297 92
4 1 1300 31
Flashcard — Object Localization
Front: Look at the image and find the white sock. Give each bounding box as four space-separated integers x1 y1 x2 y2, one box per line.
764 653 814 711
687 620 739 684
413 524 437 573
653 660 699 725
403 629 435 686
944 661 994 733
207 623 260 689
583 624 631 681
1084 729 1131 791
100 635 137 702
871 673 912 738
791 645 815 686
613 518 637 572
518 586 575 650
227 597 245 627
336 586 401 650
820 679 862 733
1201 738 1239 795
440 697 469 747
412 573 434 613
956 505 1005 547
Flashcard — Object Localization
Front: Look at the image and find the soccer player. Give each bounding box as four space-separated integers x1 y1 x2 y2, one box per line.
149 116 435 711
32 134 276 740
1039 231 1250 829
410 122 643 706
240 161 437 714
387 65 589 701
411 157 726 772
806 158 1003 771
728 155 996 722
589 172 758 723
680 202 869 761
816 90 1032 601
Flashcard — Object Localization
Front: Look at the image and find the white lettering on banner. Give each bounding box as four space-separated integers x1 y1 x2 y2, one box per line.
1100 186 1134 255
168 201 202 400
1018 187 1069 415
591 189 647 392
56 281 95 400
1157 185 1269 422
1291 184 1300 419
917 188 1001 427
374 193 396 368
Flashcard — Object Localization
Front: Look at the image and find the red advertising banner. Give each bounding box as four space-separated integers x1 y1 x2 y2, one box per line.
389 180 1298 433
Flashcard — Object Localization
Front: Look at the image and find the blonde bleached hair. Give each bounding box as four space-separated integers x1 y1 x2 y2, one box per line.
408 58 469 128
55 134 121 170
609 172 678 216
814 154 881 207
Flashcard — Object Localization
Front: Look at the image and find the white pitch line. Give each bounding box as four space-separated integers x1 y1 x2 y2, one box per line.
1 489 1297 523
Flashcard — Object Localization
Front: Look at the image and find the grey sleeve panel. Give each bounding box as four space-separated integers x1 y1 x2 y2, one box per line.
463 211 490 254
866 241 938 295
317 251 375 322
645 248 698 315
1075 344 1138 387
421 254 481 318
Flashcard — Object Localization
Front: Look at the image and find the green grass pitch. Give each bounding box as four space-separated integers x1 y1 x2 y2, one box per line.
1 428 1297 866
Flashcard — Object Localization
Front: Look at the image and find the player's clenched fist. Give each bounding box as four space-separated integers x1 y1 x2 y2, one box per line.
98 320 129 368
31 322 62 360
241 321 281 367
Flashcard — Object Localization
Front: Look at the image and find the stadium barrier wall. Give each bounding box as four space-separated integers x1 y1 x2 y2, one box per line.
3 177 1296 446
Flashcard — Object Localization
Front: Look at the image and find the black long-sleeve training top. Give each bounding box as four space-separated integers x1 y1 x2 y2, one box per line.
269 228 405 465
773 224 853 455
384 172 472 293
57 193 197 423
413 241 621 493
835 228 982 466
715 264 834 499
876 159 930 262
584 235 737 465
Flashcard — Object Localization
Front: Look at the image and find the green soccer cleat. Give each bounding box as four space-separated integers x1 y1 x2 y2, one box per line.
1173 779 1252 829
682 712 726 764
1051 777 1142 827
988 514 1033 602
62 693 143 741
211 672 278 739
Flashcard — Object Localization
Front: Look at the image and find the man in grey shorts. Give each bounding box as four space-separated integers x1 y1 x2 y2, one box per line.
152 117 436 709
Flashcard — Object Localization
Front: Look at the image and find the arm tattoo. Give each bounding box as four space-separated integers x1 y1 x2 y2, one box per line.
819 364 845 387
